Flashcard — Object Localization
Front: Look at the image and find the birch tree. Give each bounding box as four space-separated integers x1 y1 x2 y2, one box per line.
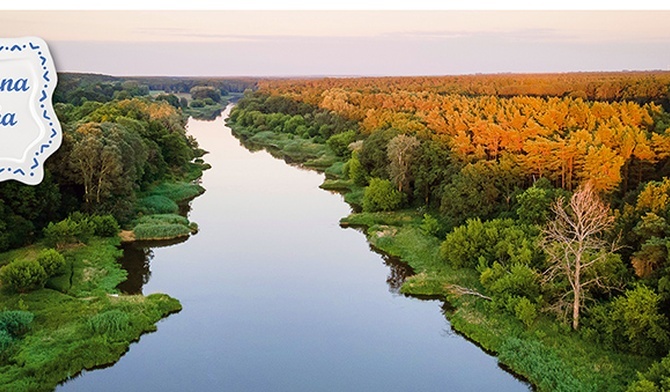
387 134 419 193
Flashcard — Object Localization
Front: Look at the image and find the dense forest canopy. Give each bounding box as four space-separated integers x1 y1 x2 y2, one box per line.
258 72 670 196
0 74 234 252
54 73 258 106
227 71 670 391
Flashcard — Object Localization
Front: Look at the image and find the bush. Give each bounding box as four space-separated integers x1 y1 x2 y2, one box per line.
189 99 205 108
362 178 404 212
440 218 539 269
43 215 95 248
514 297 538 328
627 355 670 391
326 130 357 157
610 286 670 356
0 329 12 353
0 310 34 337
0 259 47 293
90 215 120 237
420 213 442 237
36 249 67 277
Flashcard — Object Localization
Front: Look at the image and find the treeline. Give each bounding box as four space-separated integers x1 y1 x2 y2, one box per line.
0 87 202 252
124 76 257 95
230 93 357 143
228 73 670 390
55 73 150 106
261 71 670 109
55 73 258 107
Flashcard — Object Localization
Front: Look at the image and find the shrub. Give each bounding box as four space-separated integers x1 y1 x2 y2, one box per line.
610 286 670 356
362 178 404 212
628 355 670 391
36 249 67 277
516 186 550 224
420 213 442 237
326 130 357 157
189 99 205 108
0 329 12 353
90 215 120 237
514 297 538 328
43 216 95 248
0 260 47 293
0 310 34 337
440 218 540 269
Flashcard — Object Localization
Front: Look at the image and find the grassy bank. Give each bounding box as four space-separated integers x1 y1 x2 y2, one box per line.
228 119 652 392
0 160 208 391
131 165 207 242
0 238 181 391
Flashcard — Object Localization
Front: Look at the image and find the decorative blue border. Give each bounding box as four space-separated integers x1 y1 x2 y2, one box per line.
0 37 61 185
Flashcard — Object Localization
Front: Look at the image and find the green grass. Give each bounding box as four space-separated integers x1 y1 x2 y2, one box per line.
133 223 191 241
145 182 205 204
340 208 652 392
320 179 354 192
0 238 181 392
133 181 203 240
184 103 225 121
137 195 179 215
131 214 194 241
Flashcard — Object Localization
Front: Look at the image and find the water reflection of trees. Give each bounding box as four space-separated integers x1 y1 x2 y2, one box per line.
116 237 188 295
116 244 153 295
369 244 414 295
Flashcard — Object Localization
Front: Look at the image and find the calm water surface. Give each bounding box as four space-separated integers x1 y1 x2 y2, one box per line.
58 106 530 392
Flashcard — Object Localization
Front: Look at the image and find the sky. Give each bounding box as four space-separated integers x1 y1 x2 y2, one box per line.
0 10 668 77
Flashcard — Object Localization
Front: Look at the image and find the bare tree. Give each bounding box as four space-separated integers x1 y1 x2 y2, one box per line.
387 134 419 193
541 182 620 330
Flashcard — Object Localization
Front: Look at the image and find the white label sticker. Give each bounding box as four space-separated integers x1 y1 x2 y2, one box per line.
0 37 61 185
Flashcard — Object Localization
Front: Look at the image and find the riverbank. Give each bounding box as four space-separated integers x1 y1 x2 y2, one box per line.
227 117 651 392
0 237 182 391
0 155 208 392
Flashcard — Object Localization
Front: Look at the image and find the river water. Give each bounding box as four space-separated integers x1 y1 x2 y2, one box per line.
57 106 530 392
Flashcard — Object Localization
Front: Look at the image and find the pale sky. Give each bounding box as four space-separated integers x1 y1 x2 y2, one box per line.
0 11 668 77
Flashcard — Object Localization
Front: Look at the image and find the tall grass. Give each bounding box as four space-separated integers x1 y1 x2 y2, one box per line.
137 195 179 215
133 223 191 241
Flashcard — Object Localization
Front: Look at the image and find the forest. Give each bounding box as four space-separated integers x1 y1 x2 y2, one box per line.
0 74 250 391
226 71 670 392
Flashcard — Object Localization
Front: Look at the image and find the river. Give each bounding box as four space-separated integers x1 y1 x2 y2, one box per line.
57 106 530 392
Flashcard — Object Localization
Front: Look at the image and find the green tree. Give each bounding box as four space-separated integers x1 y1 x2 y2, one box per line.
609 286 670 356
190 86 221 103
358 128 397 179
411 140 453 206
155 93 181 109
345 151 367 186
516 185 553 225
326 130 357 157
362 178 404 212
